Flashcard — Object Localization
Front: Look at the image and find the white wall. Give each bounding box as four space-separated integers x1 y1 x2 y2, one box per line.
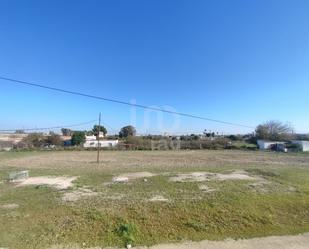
303 142 309 152
257 140 276 150
83 140 119 148
291 141 309 152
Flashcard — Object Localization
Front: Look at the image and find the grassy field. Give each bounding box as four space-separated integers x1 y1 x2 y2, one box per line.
0 150 309 249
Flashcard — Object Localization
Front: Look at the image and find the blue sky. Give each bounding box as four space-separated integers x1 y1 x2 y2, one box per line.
0 0 308 134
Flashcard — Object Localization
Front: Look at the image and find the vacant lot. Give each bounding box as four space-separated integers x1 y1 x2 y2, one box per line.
0 150 309 249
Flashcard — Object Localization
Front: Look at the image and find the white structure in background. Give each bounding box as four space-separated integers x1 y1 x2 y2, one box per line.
83 135 118 148
257 140 287 152
257 140 279 150
291 140 309 152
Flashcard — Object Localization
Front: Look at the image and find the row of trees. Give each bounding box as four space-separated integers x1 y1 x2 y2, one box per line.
70 125 137 145
62 125 136 137
16 125 137 148
15 120 305 149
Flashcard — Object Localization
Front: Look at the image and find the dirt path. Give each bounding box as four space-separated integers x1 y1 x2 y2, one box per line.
50 233 309 249
134 233 309 249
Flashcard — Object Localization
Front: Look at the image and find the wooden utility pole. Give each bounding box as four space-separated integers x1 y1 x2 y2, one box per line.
97 112 101 163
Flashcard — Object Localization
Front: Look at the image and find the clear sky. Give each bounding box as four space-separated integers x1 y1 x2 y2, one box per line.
0 0 308 135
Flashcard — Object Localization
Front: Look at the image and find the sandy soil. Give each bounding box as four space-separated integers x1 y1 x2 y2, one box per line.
0 203 19 209
62 188 98 202
113 172 156 183
49 233 309 249
169 170 257 182
149 195 169 202
141 233 309 249
16 176 77 190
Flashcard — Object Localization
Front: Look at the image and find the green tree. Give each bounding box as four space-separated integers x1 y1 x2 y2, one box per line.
119 125 136 138
61 128 72 136
71 131 86 146
255 120 294 141
92 125 107 136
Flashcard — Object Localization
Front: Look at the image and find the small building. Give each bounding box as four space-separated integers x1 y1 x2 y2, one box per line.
291 140 309 152
257 140 276 150
83 135 118 148
257 140 286 151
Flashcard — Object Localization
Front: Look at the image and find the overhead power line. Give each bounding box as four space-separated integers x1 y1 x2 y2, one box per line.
0 119 96 132
0 76 254 129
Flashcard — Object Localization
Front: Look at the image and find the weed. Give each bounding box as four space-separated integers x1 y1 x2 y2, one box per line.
117 222 138 246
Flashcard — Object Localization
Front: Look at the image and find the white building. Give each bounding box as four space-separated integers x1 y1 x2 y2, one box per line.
291 140 309 152
83 135 118 148
257 140 286 150
257 140 276 150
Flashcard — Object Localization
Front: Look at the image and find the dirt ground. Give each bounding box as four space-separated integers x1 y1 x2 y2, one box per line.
1 150 309 249
4 150 309 171
16 176 77 190
49 233 309 249
137 233 309 249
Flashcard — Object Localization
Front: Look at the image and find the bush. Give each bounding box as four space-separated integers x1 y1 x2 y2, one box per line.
17 133 45 148
71 131 86 146
117 223 138 246
46 134 63 146
119 125 136 138
286 143 302 152
123 136 152 150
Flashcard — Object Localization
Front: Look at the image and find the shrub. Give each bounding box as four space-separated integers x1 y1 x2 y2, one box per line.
119 125 136 138
117 223 138 246
46 134 63 146
71 131 86 146
18 133 45 148
124 136 152 150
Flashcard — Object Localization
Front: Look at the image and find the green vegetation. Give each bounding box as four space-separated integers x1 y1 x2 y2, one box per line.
255 120 294 141
71 131 86 146
92 125 107 136
0 150 309 248
117 223 138 246
119 125 137 138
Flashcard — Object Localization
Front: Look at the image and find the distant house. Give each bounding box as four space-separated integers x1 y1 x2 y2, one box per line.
257 139 309 152
83 135 118 148
291 140 309 152
61 135 72 146
257 140 286 151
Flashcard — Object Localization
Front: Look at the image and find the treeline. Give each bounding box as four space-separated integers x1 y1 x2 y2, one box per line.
119 135 257 151
13 132 258 151
12 120 308 151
